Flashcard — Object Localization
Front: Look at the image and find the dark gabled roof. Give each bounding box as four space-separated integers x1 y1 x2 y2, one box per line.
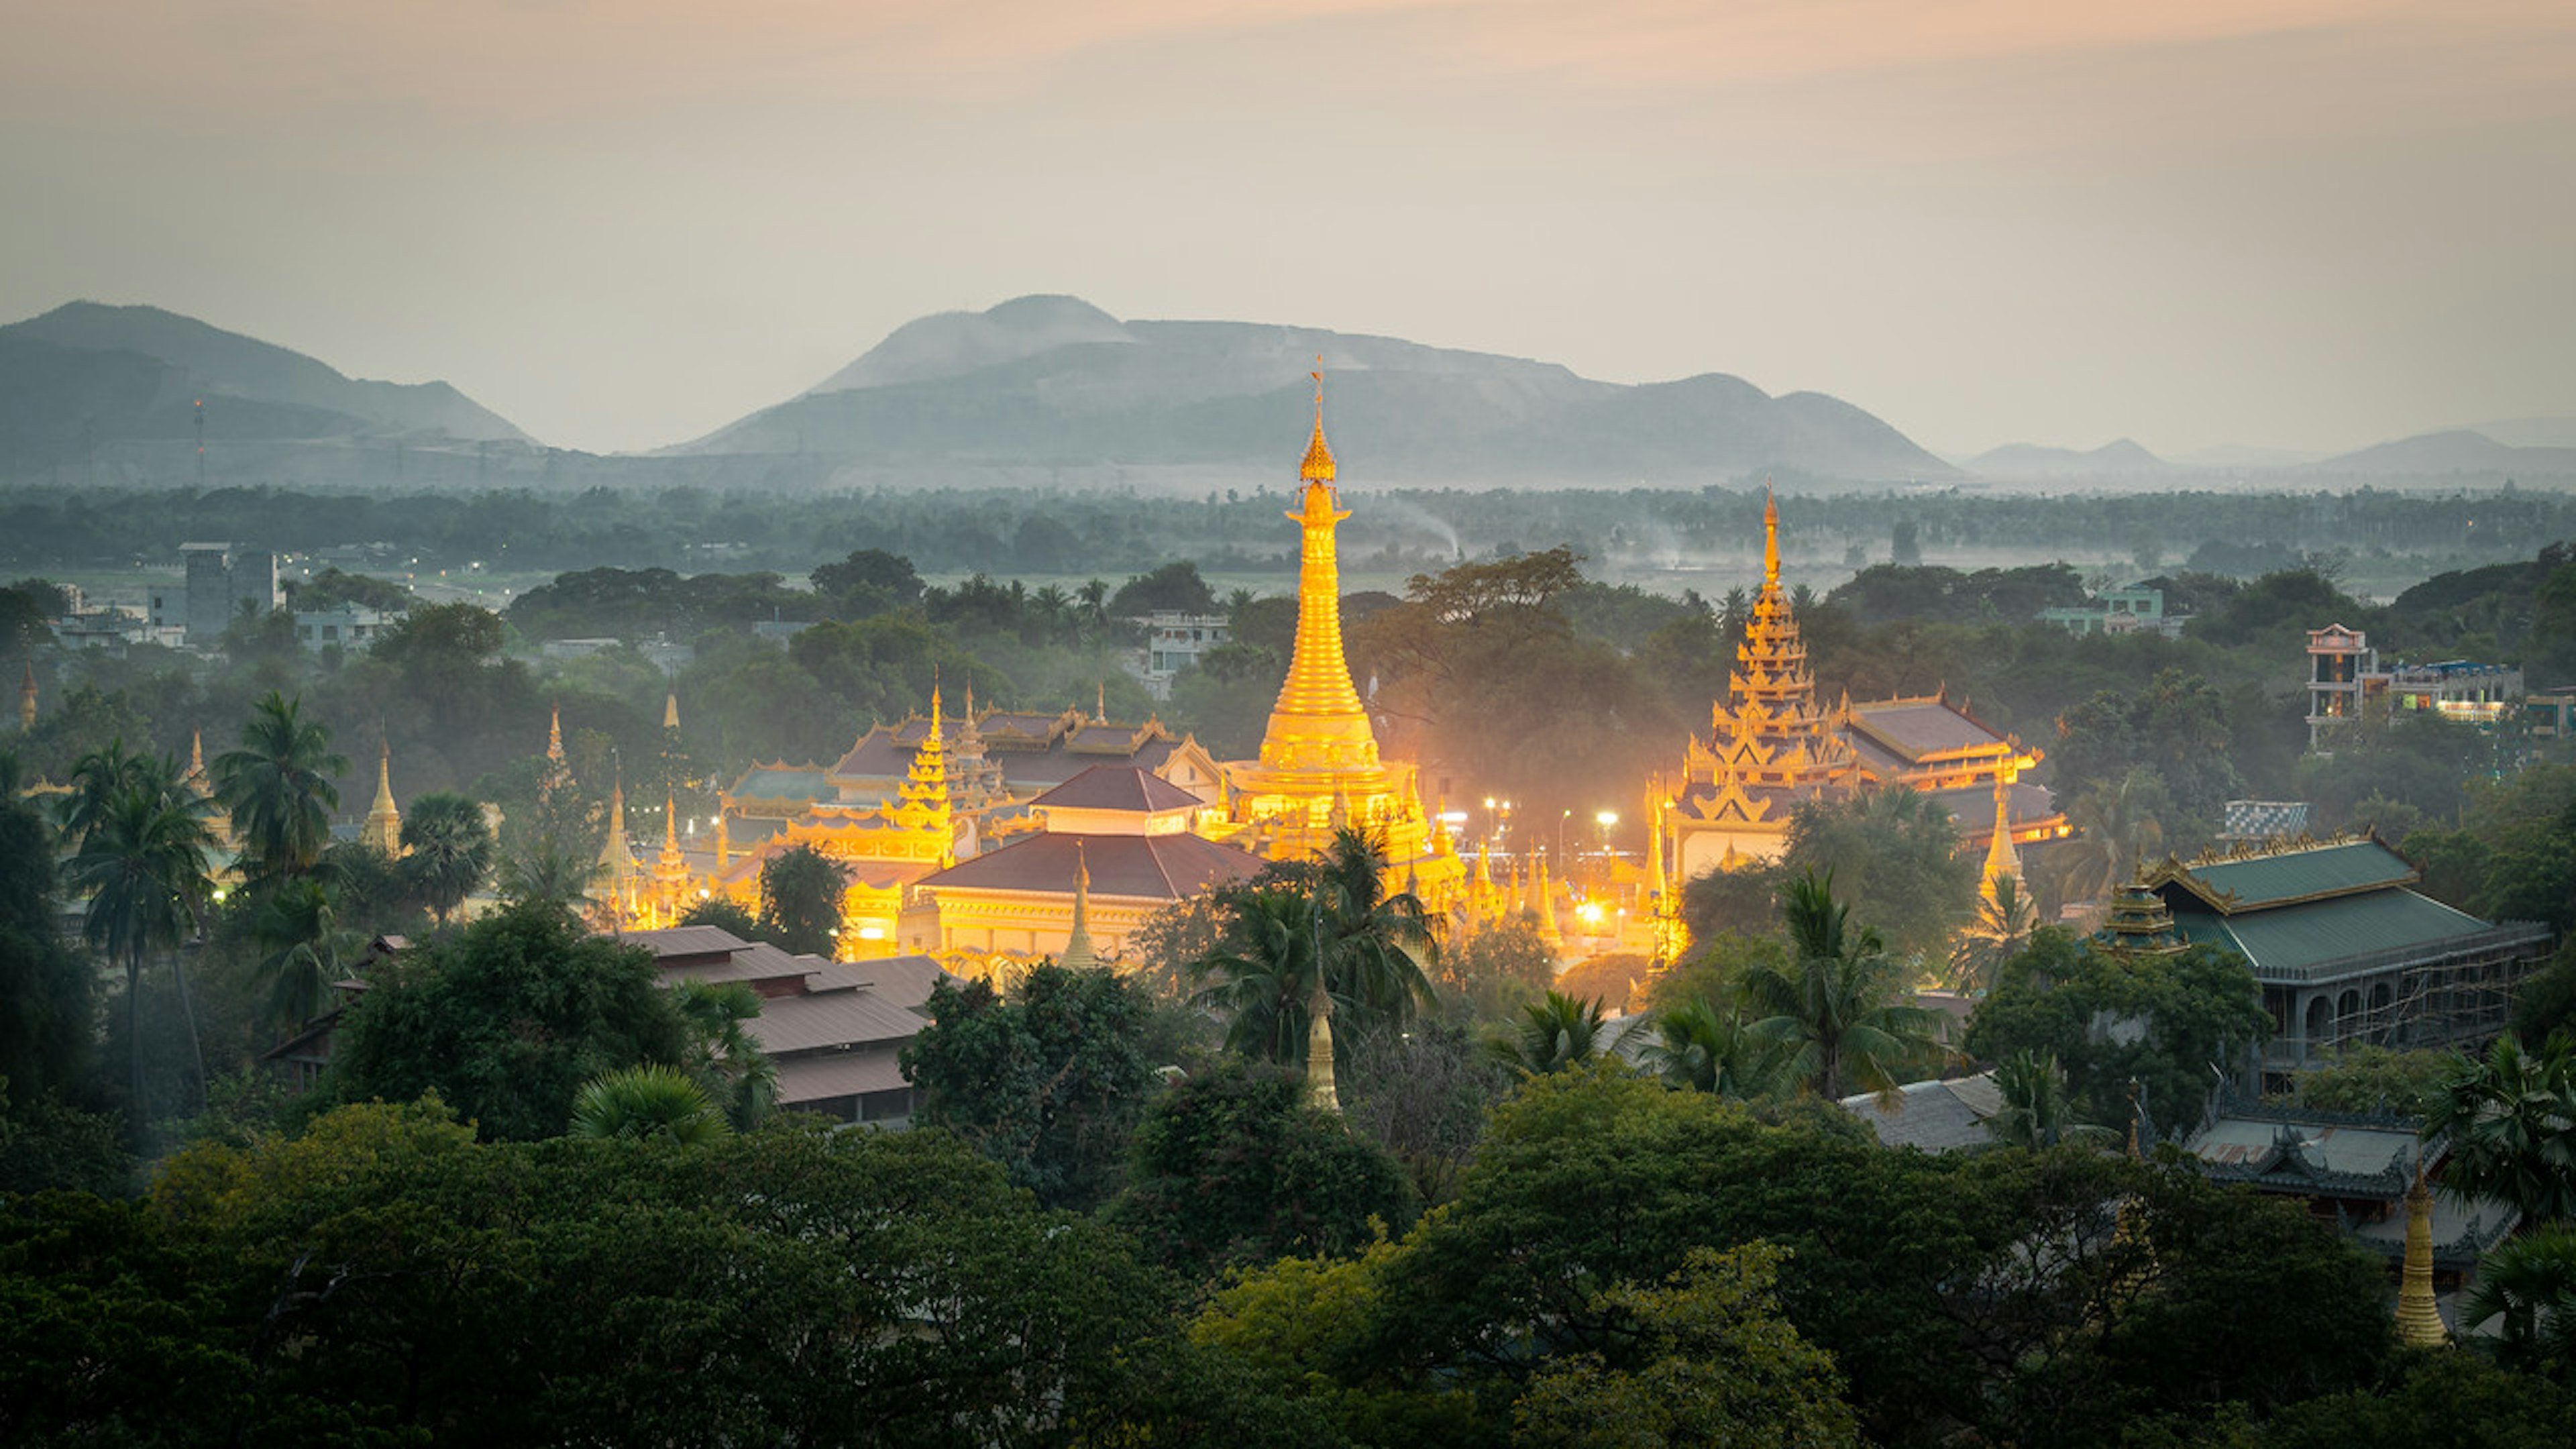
918 830 1263 901
1032 764 1201 814
728 764 836 801
2149 838 2416 913
1847 698 2010 761
747 990 930 1056
774 1050 912 1106
616 924 752 965
1837 1072 2003 1153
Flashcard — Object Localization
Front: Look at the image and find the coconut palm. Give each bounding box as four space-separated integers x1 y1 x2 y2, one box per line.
1644 996 1789 1099
56 737 154 851
496 839 604 924
400 790 496 927
1495 989 1643 1077
2061 767 2173 905
1986 1049 2114 1150
66 765 217 1120
1316 826 1438 1016
568 1063 730 1144
2424 1034 2576 1226
2463 1225 2576 1373
1948 874 2039 996
1742 868 1949 1100
1194 889 1324 1063
250 877 363 1026
1195 830 1439 1066
211 692 347 884
672 979 777 1129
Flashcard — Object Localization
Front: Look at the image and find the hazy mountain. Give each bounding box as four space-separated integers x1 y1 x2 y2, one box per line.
2459 416 2576 449
2169 443 2326 470
1962 437 2168 478
2311 429 2576 477
0 302 525 473
682 295 1952 484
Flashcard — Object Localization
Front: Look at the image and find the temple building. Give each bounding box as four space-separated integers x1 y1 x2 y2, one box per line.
1207 374 1464 910
1668 490 2067 879
900 763 1265 964
2118 833 2553 1081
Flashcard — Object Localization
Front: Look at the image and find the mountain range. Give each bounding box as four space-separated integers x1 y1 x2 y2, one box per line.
2 294 2569 488
0 303 523 472
679 294 1953 484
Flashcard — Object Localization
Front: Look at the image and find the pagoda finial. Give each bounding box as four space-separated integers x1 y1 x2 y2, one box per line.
2396 1152 2449 1348
186 727 205 785
1096 680 1106 724
1060 841 1099 971
1980 773 2024 904
663 688 679 732
363 737 402 857
1305 933 1340 1114
1763 478 1780 587
547 702 564 762
1299 358 1336 485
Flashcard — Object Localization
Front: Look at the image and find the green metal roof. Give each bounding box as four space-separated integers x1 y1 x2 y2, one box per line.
2171 888 2493 980
2156 839 2414 912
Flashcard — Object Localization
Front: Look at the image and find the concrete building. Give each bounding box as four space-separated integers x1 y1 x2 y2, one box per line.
2307 623 2524 749
294 606 390 653
152 543 280 647
1136 610 1233 699
2037 585 2182 638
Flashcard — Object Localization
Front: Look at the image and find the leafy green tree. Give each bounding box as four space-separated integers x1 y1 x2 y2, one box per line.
2222 1352 2576 1449
323 904 693 1141
2051 669 2243 838
211 691 347 883
675 892 759 937
1964 930 2272 1132
568 1063 730 1144
2425 1034 2576 1227
2056 766 2175 904
757 843 850 957
0 751 93 1108
1436 914 1555 1017
902 964 1162 1211
1644 996 1789 1099
494 838 601 923
1109 559 1218 617
1511 1243 1863 1449
1742 870 1947 1099
2292 1044 2456 1118
1112 1061 1414 1279
1949 873 2039 996
399 790 495 928
1338 1021 1506 1209
1780 786 1977 967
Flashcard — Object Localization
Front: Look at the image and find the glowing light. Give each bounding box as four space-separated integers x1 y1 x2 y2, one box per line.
857 925 885 941
1576 901 1605 926
1595 810 1619 826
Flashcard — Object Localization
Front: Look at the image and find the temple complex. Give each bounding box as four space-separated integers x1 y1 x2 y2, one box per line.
1208 373 1464 910
1668 490 2068 879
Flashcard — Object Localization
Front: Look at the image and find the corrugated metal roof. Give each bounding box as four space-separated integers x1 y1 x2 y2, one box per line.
775 1050 911 1105
1838 1072 2000 1153
1847 700 2005 759
2174 888 2491 978
2162 839 2415 912
749 990 928 1055
1031 764 1201 813
917 830 1263 901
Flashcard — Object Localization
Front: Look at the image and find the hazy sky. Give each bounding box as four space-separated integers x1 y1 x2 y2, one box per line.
3 1 2570 458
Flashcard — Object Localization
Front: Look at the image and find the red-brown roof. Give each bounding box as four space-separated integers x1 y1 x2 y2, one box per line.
1032 764 1202 814
918 830 1263 901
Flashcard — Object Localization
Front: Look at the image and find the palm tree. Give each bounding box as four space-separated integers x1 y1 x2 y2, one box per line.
211 692 347 883
2463 1225 2576 1373
496 839 603 923
2425 1034 2576 1226
56 737 154 851
1195 831 1440 1065
1644 996 1788 1099
66 765 217 1122
2061 767 2172 905
568 1064 730 1144
1495 989 1642 1076
1742 869 1949 1100
1076 578 1110 631
251 877 362 1026
1985 1049 2114 1150
673 979 777 1129
1948 874 2039 996
400 790 496 927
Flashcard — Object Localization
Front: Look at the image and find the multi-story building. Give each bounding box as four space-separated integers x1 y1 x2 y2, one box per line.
2037 585 2182 638
1136 610 1232 699
2307 623 2525 749
151 543 280 647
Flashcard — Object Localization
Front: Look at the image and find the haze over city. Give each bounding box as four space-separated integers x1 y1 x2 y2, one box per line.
4 0 2571 457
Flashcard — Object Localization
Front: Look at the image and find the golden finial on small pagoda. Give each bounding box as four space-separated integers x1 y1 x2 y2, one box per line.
2397 1152 2449 1348
1763 478 1780 586
1299 357 1336 485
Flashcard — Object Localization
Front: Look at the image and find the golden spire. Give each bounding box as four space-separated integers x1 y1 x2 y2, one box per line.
661 789 682 861
896 686 956 867
663 689 679 731
599 764 633 924
547 703 565 763
186 727 205 786
1762 479 1780 588
1980 771 2024 904
16 661 32 733
1256 371 1376 778
363 739 402 857
1305 967 1340 1113
2397 1155 2449 1348
1060 841 1098 971
1299 358 1336 484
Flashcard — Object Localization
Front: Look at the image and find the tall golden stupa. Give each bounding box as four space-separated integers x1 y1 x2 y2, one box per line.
1214 372 1461 909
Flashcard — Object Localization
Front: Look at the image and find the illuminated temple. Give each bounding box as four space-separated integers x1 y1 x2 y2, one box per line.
1668 491 2068 878
1206 376 1464 909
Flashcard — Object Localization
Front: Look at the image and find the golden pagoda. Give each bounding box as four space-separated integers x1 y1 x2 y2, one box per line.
654 790 689 925
1215 370 1461 910
598 766 637 926
2396 1157 2449 1348
1058 841 1099 971
362 741 403 857
1979 772 2025 907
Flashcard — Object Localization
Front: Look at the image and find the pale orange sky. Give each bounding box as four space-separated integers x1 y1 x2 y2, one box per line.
2 0 2569 456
